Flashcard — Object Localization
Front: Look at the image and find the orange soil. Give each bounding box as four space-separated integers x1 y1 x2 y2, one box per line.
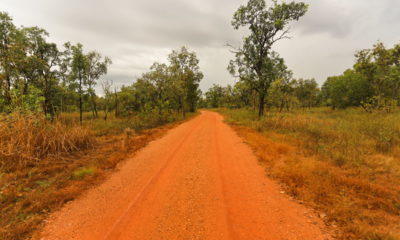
37 111 331 240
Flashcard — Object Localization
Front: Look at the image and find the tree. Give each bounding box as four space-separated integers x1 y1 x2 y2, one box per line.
70 43 87 124
168 46 203 116
354 42 400 111
85 51 111 117
101 79 113 120
228 0 308 117
146 62 169 117
292 78 320 108
205 84 224 108
322 70 371 109
0 12 21 107
267 78 297 111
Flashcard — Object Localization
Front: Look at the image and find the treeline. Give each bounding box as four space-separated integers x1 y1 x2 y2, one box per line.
207 41 400 113
0 12 203 122
115 46 203 119
323 42 400 112
222 0 399 115
0 12 111 122
202 78 319 111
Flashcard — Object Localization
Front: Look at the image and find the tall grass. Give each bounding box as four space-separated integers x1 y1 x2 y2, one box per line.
0 110 195 240
0 113 94 171
59 111 192 136
219 107 400 240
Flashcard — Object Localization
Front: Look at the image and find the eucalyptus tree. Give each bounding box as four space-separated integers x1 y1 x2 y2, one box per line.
168 46 203 116
354 42 400 110
0 12 20 106
70 43 87 124
205 84 225 108
228 0 308 117
85 51 111 117
146 62 169 117
292 78 320 108
101 79 113 120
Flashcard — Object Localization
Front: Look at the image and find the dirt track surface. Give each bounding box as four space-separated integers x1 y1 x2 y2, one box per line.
38 111 331 240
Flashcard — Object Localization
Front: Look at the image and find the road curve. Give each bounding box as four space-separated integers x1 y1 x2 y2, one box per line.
38 111 331 240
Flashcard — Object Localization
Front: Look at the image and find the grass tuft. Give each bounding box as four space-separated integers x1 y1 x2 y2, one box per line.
72 167 95 180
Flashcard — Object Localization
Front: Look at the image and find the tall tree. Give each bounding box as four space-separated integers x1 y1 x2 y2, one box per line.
0 12 20 106
70 43 87 124
168 46 203 116
85 51 111 117
228 0 308 117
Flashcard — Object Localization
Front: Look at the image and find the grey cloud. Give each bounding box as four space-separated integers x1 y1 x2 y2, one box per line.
1 0 399 90
294 0 355 38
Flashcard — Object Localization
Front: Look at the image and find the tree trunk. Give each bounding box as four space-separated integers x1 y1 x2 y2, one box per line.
181 97 185 118
43 77 49 117
114 88 118 118
253 93 257 112
258 94 265 118
79 77 83 125
91 94 98 118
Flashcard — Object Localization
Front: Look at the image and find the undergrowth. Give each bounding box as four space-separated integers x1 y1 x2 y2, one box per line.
0 111 194 240
218 107 400 240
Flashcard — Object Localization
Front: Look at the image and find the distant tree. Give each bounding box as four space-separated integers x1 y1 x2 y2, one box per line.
146 62 169 117
168 46 203 116
69 43 87 124
0 12 21 107
354 42 400 111
205 84 224 108
101 79 113 120
228 0 308 117
292 78 320 108
232 81 253 108
322 70 371 109
267 78 297 111
85 51 111 117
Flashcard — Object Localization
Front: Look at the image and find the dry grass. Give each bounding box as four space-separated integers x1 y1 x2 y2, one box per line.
0 112 194 240
0 113 94 172
218 108 400 240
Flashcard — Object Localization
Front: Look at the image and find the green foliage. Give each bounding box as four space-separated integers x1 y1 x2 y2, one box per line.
116 46 203 118
323 42 400 112
322 69 372 109
0 11 111 118
72 167 95 180
229 0 308 117
203 78 320 112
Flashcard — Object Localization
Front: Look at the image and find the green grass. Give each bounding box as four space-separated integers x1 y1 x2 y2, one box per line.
72 167 96 180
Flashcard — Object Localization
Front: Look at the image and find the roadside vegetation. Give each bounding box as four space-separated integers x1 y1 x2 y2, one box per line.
218 108 400 240
0 111 194 240
2 0 400 239
0 11 203 240
200 1 400 239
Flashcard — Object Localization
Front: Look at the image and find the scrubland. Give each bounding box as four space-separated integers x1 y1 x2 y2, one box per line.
219 107 400 240
0 111 193 240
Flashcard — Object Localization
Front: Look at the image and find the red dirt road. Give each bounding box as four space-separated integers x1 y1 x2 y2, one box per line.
38 111 331 240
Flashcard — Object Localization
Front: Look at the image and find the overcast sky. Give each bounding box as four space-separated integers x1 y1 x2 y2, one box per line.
1 0 399 93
